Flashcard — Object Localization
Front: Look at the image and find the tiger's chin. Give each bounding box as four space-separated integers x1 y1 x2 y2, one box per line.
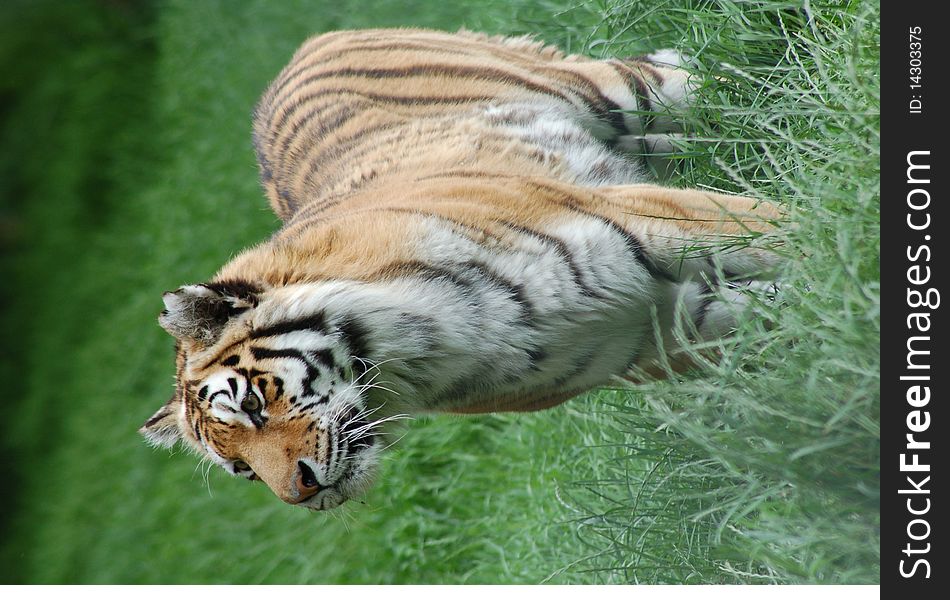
300 443 382 512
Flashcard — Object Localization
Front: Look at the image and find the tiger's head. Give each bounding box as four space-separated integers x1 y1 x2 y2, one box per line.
140 280 394 511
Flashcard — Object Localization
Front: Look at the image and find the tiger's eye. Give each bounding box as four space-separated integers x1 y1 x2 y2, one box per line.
234 460 250 471
241 395 261 412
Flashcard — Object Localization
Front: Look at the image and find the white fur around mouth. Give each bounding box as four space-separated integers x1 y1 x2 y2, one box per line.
303 487 346 511
300 443 380 511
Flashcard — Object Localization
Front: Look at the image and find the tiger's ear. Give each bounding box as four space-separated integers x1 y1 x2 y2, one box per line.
139 394 183 448
158 281 260 345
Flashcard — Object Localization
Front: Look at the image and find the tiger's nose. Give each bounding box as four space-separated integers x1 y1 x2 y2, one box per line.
288 460 321 504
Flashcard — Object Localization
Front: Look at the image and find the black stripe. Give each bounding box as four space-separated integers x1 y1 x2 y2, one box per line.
379 260 475 291
284 174 674 282
298 62 628 137
143 405 172 428
273 63 578 121
592 213 675 282
251 128 273 183
526 347 547 371
496 219 605 299
261 37 633 152
198 337 253 370
329 426 338 466
692 280 715 334
266 182 291 220
378 259 535 328
553 346 601 387
284 120 406 201
281 189 357 232
522 179 676 282
631 74 655 132
293 112 489 193
299 394 330 410
267 42 483 103
248 410 267 429
273 101 361 160
611 60 655 133
604 62 651 166
311 207 579 313
310 348 336 369
250 312 328 340
462 260 535 327
634 60 666 87
337 317 372 377
270 87 496 143
281 175 496 238
271 83 624 188
203 279 262 304
282 119 509 212
277 188 297 216
285 127 524 203
339 206 513 247
540 66 628 134
250 347 324 398
208 390 229 404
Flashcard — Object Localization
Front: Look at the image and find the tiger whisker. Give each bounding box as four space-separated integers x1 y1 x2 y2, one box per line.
332 366 400 410
340 414 413 443
355 382 399 396
342 410 411 431
333 398 387 426
378 430 410 453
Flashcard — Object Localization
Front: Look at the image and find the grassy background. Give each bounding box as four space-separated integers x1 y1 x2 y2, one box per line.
0 0 879 584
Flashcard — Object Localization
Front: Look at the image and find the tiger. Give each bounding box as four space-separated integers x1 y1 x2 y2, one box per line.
140 29 783 511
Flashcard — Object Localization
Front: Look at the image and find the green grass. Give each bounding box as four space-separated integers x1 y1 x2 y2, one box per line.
1 0 879 584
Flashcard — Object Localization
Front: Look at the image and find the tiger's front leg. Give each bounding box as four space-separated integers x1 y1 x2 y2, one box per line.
593 183 785 281
595 183 786 381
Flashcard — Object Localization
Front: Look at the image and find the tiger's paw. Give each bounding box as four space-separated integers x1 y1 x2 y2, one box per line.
628 48 698 134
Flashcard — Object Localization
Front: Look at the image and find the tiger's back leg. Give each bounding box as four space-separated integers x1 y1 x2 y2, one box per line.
612 51 697 178
450 31 695 139
442 41 701 187
505 44 699 178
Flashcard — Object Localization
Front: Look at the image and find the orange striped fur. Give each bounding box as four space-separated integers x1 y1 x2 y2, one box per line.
141 29 783 510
